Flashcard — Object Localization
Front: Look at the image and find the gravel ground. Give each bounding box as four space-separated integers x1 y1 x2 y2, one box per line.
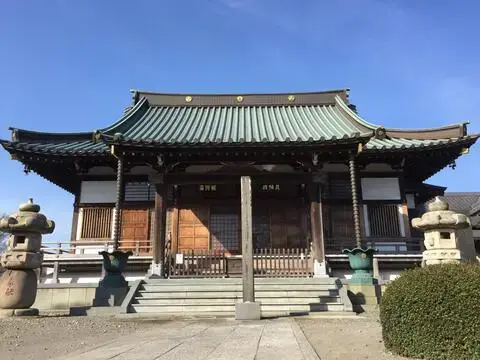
297 313 408 360
0 313 408 360
0 315 164 360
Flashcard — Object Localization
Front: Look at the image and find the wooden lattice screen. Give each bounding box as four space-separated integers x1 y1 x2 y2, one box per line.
367 203 401 237
80 207 113 239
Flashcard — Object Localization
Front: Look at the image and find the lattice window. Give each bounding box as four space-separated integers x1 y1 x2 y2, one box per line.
366 203 401 237
80 207 113 239
124 182 155 202
253 214 270 248
210 208 239 251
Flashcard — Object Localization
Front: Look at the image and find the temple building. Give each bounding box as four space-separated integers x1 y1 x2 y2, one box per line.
1 89 478 283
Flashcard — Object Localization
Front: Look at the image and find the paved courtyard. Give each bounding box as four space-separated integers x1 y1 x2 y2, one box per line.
0 313 405 360
51 318 317 360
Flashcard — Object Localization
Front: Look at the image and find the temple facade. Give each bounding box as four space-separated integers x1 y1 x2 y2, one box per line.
1 89 477 283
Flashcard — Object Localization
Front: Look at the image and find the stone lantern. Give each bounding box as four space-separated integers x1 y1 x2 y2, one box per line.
412 197 472 266
0 199 54 316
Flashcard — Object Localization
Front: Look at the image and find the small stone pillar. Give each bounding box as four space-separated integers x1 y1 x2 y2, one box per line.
412 197 472 266
0 199 55 316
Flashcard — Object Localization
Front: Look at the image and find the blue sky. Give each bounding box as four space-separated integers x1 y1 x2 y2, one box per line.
0 0 479 243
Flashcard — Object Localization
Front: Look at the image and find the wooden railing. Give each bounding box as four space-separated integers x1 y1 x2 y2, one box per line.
167 250 227 278
253 248 312 277
165 247 313 278
41 239 154 257
118 240 153 256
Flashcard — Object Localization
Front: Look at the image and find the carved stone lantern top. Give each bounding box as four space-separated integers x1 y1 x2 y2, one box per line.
412 196 470 231
0 198 55 234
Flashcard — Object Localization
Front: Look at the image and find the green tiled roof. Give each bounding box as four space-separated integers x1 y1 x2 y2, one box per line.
2 139 106 155
1 90 477 156
365 137 473 151
99 97 371 146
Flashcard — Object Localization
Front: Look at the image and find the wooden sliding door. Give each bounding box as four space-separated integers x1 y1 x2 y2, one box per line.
177 206 210 253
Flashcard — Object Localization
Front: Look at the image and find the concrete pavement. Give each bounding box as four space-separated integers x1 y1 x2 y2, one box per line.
54 318 320 360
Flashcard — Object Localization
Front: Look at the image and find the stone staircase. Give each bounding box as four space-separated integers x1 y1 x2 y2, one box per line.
126 277 353 316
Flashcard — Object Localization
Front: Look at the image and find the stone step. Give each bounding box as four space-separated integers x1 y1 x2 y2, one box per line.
136 290 339 298
131 302 345 313
140 284 337 292
145 277 338 285
132 296 342 305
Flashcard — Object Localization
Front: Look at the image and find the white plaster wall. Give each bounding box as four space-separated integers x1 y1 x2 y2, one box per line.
73 244 114 255
331 268 402 284
41 271 147 284
361 177 401 200
80 181 116 203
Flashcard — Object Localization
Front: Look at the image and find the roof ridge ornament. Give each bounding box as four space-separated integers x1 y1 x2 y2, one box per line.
11 129 18 142
374 127 387 140
92 130 103 143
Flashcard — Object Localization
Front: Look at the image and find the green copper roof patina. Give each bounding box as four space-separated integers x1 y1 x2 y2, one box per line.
1 89 478 156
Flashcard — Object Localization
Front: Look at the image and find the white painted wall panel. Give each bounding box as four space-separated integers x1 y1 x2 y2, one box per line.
80 181 116 203
361 177 401 200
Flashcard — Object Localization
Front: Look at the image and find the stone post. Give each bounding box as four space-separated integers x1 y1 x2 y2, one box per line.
412 197 473 265
235 176 261 320
0 199 55 317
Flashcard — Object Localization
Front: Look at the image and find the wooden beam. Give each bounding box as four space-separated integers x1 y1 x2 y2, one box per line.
241 176 254 303
166 173 313 185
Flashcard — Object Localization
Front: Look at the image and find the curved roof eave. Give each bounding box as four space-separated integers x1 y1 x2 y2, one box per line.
333 95 379 136
334 95 469 140
8 128 94 142
97 96 150 135
384 123 468 140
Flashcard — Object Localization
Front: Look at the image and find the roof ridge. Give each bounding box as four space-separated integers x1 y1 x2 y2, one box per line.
130 88 350 97
8 128 94 142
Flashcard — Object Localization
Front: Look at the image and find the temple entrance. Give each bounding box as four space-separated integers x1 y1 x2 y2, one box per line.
172 200 308 254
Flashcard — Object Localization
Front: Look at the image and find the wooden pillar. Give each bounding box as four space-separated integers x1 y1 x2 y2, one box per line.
349 155 362 248
112 156 124 251
70 197 80 243
236 175 260 320
149 173 168 277
70 196 80 254
241 176 254 302
309 178 328 277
